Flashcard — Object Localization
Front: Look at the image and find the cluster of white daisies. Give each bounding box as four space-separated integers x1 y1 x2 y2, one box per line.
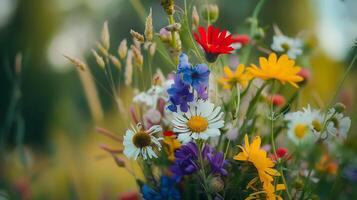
285 105 351 145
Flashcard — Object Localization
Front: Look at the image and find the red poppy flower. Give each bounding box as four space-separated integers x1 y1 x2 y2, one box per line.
194 25 246 62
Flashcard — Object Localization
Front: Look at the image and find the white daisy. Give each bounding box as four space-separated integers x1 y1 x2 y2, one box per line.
271 35 303 59
285 110 313 144
123 123 163 160
301 105 325 136
172 100 224 143
326 108 351 140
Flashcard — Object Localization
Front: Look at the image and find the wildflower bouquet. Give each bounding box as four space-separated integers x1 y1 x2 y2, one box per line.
66 0 356 199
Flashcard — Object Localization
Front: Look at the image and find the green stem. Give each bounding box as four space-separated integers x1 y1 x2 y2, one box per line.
240 0 267 65
198 142 212 200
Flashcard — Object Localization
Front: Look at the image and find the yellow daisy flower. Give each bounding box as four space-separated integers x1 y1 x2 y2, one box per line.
218 64 252 89
247 53 303 88
233 134 280 184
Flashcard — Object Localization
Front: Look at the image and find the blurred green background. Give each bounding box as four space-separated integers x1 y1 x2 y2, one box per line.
0 0 356 199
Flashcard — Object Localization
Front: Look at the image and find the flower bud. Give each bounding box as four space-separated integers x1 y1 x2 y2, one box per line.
333 102 346 113
192 6 199 29
160 0 175 15
268 94 286 107
118 39 128 59
158 28 172 43
101 20 110 50
145 8 154 42
112 155 125 167
297 68 311 86
209 177 224 192
109 55 121 70
91 49 105 69
130 29 145 43
254 27 265 40
165 23 181 32
201 4 219 23
293 179 304 190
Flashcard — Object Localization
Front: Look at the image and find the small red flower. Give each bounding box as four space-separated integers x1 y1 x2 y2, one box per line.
276 147 288 158
194 25 242 62
268 94 286 107
163 130 175 137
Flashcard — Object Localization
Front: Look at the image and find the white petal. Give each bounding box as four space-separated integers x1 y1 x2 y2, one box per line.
178 133 192 144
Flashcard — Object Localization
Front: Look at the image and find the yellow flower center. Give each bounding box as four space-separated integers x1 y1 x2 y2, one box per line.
132 131 151 148
312 120 322 132
294 124 308 139
282 43 291 52
187 116 209 133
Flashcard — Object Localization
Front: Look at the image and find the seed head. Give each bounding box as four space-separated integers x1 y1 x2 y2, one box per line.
192 6 199 29
145 8 154 42
91 49 105 69
131 45 143 69
109 54 121 70
118 39 128 59
63 54 86 71
125 50 133 86
130 29 145 43
101 20 110 50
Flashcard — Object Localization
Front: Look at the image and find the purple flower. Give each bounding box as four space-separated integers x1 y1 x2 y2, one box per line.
202 144 229 176
177 53 210 99
167 74 194 112
207 151 229 176
170 143 228 178
170 142 199 176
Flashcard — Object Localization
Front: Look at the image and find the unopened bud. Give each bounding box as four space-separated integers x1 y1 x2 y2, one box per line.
118 39 128 59
297 68 311 86
130 29 145 43
101 20 110 50
91 49 105 69
293 179 304 190
333 103 346 113
131 45 143 69
311 194 320 200
63 54 86 71
209 177 224 192
254 27 265 40
268 94 286 107
192 6 199 29
109 55 121 70
158 28 172 43
145 8 154 42
165 23 181 32
112 155 125 167
201 4 219 23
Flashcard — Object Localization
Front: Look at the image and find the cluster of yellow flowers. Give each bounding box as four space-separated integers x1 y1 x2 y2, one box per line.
219 53 303 89
234 135 285 199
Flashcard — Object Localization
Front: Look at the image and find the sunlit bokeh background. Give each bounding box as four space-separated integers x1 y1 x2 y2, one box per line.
0 0 356 199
